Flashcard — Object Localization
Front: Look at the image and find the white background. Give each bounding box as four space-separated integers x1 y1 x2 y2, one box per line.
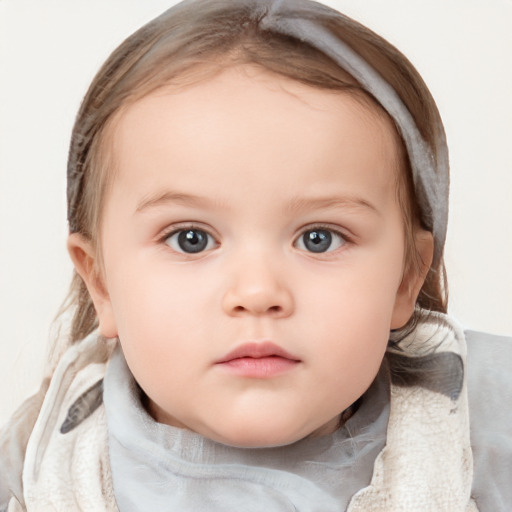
0 0 511 424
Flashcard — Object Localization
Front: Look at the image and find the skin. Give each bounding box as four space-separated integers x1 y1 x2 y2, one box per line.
69 66 433 448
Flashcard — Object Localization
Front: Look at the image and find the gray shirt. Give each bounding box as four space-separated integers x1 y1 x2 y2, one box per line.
104 346 389 511
101 331 512 511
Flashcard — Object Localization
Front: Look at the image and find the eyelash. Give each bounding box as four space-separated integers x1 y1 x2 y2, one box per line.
158 223 352 255
294 224 351 254
159 223 218 255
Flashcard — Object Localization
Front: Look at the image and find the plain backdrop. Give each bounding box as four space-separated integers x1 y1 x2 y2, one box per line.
0 0 511 424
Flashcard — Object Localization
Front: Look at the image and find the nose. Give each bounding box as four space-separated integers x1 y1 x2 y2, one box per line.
221 254 294 318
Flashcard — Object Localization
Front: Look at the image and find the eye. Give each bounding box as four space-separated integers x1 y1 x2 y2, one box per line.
295 228 346 254
165 228 216 254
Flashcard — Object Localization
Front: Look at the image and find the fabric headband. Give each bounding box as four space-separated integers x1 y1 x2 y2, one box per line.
259 0 449 263
67 0 449 263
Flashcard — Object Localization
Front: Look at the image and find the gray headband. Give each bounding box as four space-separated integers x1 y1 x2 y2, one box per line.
259 0 449 263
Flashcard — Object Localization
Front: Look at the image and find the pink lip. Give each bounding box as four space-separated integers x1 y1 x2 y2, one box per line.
215 342 301 378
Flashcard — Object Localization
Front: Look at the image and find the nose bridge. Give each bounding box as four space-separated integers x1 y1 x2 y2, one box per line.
222 244 293 317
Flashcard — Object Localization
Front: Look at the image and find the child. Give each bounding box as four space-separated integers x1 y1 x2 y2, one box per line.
1 0 511 510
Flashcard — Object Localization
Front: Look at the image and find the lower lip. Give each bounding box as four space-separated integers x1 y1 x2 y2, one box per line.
217 356 299 378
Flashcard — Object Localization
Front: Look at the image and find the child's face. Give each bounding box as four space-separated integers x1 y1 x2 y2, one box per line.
71 66 427 447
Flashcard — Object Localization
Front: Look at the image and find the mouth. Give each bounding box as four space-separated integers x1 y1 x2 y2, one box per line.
215 342 301 378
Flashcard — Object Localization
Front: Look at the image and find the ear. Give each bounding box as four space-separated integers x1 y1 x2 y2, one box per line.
390 229 434 329
67 233 118 339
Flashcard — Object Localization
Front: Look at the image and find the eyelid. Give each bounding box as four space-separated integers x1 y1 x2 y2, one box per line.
167 230 216 254
295 223 352 241
293 223 352 253
157 222 220 255
157 222 218 242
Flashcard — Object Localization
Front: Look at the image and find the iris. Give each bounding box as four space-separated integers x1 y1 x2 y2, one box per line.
302 230 333 253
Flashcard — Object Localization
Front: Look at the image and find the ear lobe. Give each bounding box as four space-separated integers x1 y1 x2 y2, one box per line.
390 229 434 329
67 233 118 339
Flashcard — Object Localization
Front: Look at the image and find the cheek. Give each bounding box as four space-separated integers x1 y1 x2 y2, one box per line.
298 257 401 372
105 257 218 356
302 297 390 412
303 254 402 323
108 251 204 310
107 269 207 401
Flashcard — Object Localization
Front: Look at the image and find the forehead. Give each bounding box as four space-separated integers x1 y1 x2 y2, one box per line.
107 66 402 209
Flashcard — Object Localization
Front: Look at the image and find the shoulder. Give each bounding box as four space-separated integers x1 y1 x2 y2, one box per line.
0 333 115 510
465 330 512 512
466 330 512 405
466 330 512 429
0 378 49 512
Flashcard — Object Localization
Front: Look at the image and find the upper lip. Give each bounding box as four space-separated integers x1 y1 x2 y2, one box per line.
215 342 301 363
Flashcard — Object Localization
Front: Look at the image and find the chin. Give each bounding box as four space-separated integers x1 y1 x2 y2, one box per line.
220 435 302 449
205 421 313 449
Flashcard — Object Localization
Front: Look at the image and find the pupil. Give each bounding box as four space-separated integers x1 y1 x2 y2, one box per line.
304 230 331 253
178 230 208 253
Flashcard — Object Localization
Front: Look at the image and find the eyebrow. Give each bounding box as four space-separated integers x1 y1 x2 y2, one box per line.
136 191 216 213
135 190 379 216
285 195 380 216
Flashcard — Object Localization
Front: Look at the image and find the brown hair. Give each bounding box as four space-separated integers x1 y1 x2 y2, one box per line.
65 0 447 345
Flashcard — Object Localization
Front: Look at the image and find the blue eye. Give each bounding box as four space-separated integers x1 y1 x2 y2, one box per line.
165 229 215 254
296 229 345 253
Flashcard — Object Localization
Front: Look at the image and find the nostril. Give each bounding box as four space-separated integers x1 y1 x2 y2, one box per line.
231 304 283 315
222 286 293 318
